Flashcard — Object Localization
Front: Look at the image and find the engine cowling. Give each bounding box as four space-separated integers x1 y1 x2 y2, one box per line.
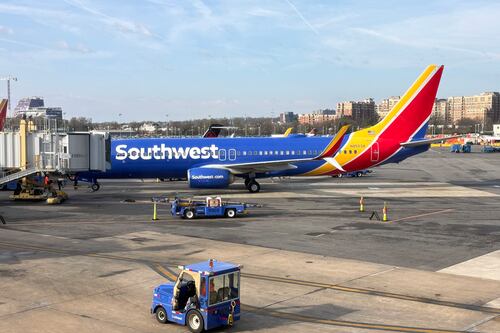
187 167 234 188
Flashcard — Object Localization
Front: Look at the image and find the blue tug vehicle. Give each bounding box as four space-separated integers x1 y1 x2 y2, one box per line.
151 259 241 332
171 196 250 219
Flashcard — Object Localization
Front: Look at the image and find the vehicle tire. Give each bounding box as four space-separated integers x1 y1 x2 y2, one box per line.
225 209 236 218
248 180 260 193
155 306 168 324
91 183 100 192
185 210 195 219
187 310 204 333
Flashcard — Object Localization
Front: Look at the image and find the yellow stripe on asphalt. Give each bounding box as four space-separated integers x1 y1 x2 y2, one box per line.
241 272 500 315
242 304 463 333
153 263 178 281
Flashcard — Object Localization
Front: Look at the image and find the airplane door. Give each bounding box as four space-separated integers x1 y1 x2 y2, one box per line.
228 149 236 161
370 142 380 162
219 149 226 161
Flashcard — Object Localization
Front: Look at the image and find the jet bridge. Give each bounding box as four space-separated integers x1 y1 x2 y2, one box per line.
0 118 110 186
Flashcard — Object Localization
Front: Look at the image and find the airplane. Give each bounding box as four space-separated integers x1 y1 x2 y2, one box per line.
0 99 7 131
76 64 450 193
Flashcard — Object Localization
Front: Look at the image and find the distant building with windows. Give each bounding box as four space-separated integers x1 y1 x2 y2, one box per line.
376 96 400 119
336 99 376 123
279 112 296 123
298 109 336 125
14 97 63 120
448 92 500 125
139 122 158 133
432 98 449 122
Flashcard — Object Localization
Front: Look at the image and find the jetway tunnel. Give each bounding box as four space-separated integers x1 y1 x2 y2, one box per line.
0 118 110 187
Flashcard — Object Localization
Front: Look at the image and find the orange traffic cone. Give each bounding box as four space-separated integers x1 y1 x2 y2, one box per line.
359 196 365 212
382 202 388 222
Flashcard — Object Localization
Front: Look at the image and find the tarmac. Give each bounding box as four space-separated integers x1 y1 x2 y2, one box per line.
0 146 499 332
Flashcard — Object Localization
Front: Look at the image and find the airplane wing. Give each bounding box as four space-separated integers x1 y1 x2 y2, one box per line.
201 125 350 175
400 135 463 147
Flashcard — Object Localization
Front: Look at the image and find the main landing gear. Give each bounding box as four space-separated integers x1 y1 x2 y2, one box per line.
244 178 260 193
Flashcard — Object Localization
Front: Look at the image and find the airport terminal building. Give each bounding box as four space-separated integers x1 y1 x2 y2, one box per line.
14 97 63 120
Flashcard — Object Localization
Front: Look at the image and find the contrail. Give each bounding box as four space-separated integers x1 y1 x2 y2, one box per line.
284 0 319 35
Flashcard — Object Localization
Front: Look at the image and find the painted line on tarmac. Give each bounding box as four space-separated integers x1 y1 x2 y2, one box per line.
242 304 463 333
3 240 498 316
389 209 454 223
150 263 178 281
241 272 500 315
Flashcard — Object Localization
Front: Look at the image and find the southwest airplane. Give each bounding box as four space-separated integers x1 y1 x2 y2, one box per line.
78 65 447 193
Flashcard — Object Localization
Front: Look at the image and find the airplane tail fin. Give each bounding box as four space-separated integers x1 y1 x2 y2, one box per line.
369 65 444 142
203 124 224 138
0 99 7 131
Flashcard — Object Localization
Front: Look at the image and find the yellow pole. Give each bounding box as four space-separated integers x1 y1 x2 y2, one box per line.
382 201 388 222
359 196 365 212
152 202 158 221
19 118 28 170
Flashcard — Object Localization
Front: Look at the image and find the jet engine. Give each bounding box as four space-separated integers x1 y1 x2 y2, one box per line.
187 167 234 188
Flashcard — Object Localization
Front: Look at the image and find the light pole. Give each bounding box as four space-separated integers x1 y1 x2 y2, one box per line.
165 114 169 137
0 75 18 117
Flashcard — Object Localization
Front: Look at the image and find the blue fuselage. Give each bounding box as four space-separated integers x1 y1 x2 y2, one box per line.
78 134 426 182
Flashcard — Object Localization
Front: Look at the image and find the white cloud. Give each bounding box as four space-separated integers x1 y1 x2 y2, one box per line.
56 40 92 54
0 25 13 34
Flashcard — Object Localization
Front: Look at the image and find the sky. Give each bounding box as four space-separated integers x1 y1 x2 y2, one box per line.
0 0 499 121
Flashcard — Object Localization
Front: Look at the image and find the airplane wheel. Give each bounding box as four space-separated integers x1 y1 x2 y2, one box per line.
91 183 100 192
187 310 204 333
225 209 236 218
248 180 260 193
155 306 168 324
185 210 195 219
356 172 363 177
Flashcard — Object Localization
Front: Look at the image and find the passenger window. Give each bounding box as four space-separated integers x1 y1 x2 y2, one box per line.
286 151 290 155
247 151 252 156
291 151 295 155
344 150 347 154
349 150 352 154
269 151 273 155
264 151 268 155
259 151 263 155
354 150 357 154
280 151 284 155
275 150 279 155
243 151 247 156
253 151 258 155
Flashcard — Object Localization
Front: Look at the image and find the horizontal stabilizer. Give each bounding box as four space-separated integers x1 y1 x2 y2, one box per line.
400 135 463 147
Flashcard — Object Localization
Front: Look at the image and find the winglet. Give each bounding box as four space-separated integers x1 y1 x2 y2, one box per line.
283 127 293 137
0 99 7 131
315 125 350 159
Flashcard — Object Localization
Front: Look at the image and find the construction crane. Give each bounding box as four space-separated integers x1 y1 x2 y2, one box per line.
0 75 18 116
